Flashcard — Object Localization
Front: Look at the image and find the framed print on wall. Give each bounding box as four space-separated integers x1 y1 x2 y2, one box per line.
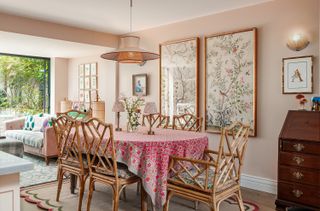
205 28 257 136
78 62 99 107
282 56 313 94
160 37 199 118
132 74 147 96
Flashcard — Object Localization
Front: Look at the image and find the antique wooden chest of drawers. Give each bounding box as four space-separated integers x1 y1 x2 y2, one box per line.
276 110 320 210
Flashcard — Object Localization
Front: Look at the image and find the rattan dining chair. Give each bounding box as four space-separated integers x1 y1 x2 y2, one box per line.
56 109 92 120
141 113 170 129
83 118 140 211
164 122 250 211
52 115 89 211
172 113 203 132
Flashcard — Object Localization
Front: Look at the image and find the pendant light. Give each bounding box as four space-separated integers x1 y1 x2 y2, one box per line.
101 0 159 64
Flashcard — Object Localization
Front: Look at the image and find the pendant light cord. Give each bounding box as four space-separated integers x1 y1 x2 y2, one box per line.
130 0 133 33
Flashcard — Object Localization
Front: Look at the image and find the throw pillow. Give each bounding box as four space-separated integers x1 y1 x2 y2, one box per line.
23 115 35 131
40 117 53 132
32 116 47 132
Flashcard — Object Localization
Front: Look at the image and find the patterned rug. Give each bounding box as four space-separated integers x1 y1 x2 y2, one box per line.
21 181 259 211
20 154 57 187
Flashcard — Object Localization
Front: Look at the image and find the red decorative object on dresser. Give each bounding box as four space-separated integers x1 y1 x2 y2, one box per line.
276 110 320 210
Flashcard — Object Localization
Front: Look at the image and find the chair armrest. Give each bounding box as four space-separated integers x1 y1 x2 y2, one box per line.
4 117 25 130
42 126 58 157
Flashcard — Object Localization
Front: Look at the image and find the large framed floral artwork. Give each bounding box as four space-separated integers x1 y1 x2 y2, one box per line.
160 37 199 119
205 28 257 136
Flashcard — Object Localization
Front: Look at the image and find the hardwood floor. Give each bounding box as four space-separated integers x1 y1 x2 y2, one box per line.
21 184 277 211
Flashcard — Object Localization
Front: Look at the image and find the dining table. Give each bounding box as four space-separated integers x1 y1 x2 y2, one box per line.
70 127 208 209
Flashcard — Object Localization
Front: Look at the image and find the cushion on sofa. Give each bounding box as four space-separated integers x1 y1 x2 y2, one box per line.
5 130 43 148
33 116 47 132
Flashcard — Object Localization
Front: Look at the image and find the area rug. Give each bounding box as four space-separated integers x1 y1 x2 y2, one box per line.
20 154 57 187
21 180 259 211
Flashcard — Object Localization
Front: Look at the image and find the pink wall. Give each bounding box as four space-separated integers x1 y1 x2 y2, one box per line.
119 0 319 191
68 56 116 123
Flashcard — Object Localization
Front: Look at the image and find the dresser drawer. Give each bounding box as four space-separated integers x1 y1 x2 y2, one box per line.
279 152 320 170
278 182 320 207
282 140 320 155
279 165 320 186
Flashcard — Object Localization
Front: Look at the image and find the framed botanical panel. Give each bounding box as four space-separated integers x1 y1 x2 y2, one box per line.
282 56 313 94
85 64 90 76
91 63 97 75
78 62 99 107
205 28 257 136
85 77 90 89
79 64 84 76
160 37 199 118
91 76 97 89
132 74 148 96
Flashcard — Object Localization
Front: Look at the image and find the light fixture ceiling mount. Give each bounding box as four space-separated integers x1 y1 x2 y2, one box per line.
101 0 159 64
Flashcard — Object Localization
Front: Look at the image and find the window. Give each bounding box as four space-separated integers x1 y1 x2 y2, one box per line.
0 53 50 133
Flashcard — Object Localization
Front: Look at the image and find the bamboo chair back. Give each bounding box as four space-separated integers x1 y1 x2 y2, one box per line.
172 113 203 132
141 113 170 129
82 118 117 178
212 122 250 192
57 109 92 121
168 122 250 193
53 115 87 172
52 115 73 155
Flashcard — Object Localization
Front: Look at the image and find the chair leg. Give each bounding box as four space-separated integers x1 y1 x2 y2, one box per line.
163 191 173 211
113 188 120 211
194 201 199 210
140 183 148 211
45 157 49 165
235 190 245 211
136 181 140 195
56 168 63 202
86 177 95 211
121 187 127 201
77 176 85 211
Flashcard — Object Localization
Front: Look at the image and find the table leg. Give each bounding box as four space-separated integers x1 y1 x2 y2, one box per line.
140 182 148 211
70 174 77 194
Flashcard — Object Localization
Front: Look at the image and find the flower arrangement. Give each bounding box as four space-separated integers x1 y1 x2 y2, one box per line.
120 96 145 132
296 94 308 110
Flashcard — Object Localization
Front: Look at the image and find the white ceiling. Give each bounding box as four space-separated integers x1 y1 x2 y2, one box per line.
0 31 112 58
0 0 272 35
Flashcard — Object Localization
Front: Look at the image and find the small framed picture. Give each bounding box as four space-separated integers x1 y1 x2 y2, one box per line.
132 74 147 96
85 77 90 89
79 90 84 102
91 63 97 75
85 64 90 76
91 90 98 101
282 56 313 94
79 77 84 89
79 64 84 76
91 77 97 89
84 91 90 102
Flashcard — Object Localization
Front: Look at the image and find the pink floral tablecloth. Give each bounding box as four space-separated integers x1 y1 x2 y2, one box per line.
114 127 208 208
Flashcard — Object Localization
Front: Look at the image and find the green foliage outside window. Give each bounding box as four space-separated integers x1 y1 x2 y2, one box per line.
0 55 50 115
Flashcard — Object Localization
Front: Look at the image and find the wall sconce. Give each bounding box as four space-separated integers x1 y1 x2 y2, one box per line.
287 34 310 51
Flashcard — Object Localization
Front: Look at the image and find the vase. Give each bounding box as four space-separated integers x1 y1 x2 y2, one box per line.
127 121 138 132
126 112 139 132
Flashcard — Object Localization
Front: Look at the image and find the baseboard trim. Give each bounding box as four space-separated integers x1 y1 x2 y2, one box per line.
240 174 277 194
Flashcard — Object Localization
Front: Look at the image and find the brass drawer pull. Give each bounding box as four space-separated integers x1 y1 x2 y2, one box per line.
292 171 304 180
293 143 305 152
292 189 303 198
293 156 304 165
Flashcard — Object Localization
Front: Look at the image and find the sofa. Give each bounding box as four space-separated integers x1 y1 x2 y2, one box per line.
4 116 58 165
